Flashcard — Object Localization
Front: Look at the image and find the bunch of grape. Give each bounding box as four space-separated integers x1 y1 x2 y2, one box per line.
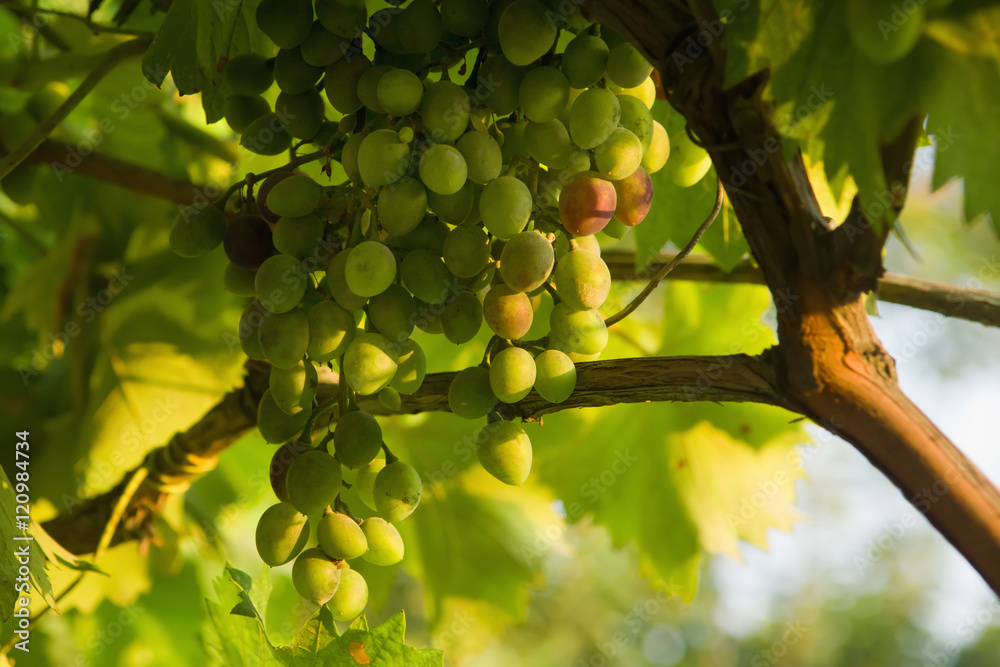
168 0 698 620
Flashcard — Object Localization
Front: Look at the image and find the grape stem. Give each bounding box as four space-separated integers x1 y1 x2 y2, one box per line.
417 37 487 74
382 443 398 464
603 177 724 327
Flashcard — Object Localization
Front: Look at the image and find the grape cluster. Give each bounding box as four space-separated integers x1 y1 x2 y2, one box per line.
168 0 695 619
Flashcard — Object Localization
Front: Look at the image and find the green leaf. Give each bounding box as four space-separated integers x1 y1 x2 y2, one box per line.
279 605 340 659
0 464 58 622
275 611 442 666
715 0 816 88
205 567 278 667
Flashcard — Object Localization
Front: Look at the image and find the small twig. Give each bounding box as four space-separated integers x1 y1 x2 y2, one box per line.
0 1 154 37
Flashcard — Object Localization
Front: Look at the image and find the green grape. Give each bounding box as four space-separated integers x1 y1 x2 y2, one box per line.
256 0 312 48
558 171 617 236
377 177 427 236
270 440 312 502
259 308 310 368
665 130 711 187
256 172 292 222
344 332 399 395
376 68 424 116
549 303 608 355
568 87 621 149
534 349 576 403
618 94 653 153
356 65 392 114
553 233 600 260
301 21 344 67
616 76 657 108
374 460 422 522
524 118 574 169
561 34 609 88
480 176 531 239
419 144 468 195
344 241 397 298
489 346 536 403
367 285 417 341
427 181 475 224
316 0 367 38
601 218 627 240
389 338 426 394
360 517 404 565
483 284 533 339
255 502 309 566
270 360 318 415
224 54 274 96
287 449 344 515
499 231 554 293
333 410 383 469
478 420 532 485
455 131 503 184
613 166 653 227
358 129 411 188
642 120 669 174
497 121 527 163
847 0 924 64
419 80 470 143
478 55 523 116
325 54 372 114
398 0 444 54
266 175 322 218
389 216 449 254
355 458 387 510
370 8 407 53
224 95 270 133
400 249 456 305
275 47 323 95
257 388 311 443
255 254 308 314
379 386 402 410
328 568 369 621
448 366 497 419
341 132 366 186
443 224 490 278
595 128 643 181
441 0 489 36
317 513 368 560
273 214 325 257
307 300 356 361
224 262 258 297
606 42 653 88
498 0 556 66
238 301 268 360
554 248 611 310
275 90 325 139
519 66 570 122
441 292 483 344
398 126 415 143
241 113 292 155
169 204 226 258
292 548 341 605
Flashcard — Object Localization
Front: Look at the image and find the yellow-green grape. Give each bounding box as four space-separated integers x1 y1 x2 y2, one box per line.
355 458 386 510
333 410 383 469
224 54 273 96
292 548 341 605
489 346 536 403
169 204 226 258
561 34 609 89
498 120 527 162
358 129 411 188
480 176 532 239
606 42 653 88
443 224 491 278
271 440 316 503
478 421 532 485
400 249 455 305
448 366 497 419
455 131 503 184
356 65 392 114
273 214 325 257
642 120 669 173
568 87 621 149
317 513 368 560
241 113 292 155
367 284 417 341
554 249 611 310
370 8 406 53
618 94 653 153
602 218 628 240
325 54 372 114
270 360 318 415
419 80 470 143
390 338 427 394
256 0 312 48
500 230 554 293
274 47 323 95
286 449 343 515
427 182 475 224
524 118 574 169
276 90 325 140
224 263 258 297
341 132 366 186
483 284 533 339
376 69 424 116
398 0 444 54
301 21 344 67
498 0 556 66
846 0 925 64
392 216 449 253
224 95 270 133
441 292 483 344
255 502 310 566
379 386 402 411
307 300 355 362
257 388 311 443
665 130 712 187
238 301 268 360
344 332 399 395
419 144 468 195
315 0 367 38
327 568 369 621
549 303 608 355
595 128 643 181
360 517 404 565
374 460 422 522
534 349 576 403
255 254 308 314
518 66 570 122
478 55 523 116
554 233 600 260
441 0 489 36
345 241 397 298
259 309 310 368
377 177 427 237
266 174 322 218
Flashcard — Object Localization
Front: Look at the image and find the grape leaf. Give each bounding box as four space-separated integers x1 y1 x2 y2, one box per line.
715 0 816 88
275 612 443 666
